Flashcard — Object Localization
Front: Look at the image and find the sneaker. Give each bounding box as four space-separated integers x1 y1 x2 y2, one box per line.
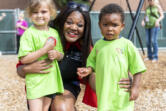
152 59 158 63
144 58 150 61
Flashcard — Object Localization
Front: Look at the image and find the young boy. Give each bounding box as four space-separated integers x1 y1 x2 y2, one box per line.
77 3 146 111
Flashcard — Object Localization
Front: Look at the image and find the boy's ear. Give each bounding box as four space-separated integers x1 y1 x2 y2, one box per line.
121 23 125 31
98 22 100 28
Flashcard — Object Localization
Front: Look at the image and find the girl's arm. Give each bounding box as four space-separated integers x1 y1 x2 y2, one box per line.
19 25 28 30
17 59 52 78
20 38 55 64
20 47 48 64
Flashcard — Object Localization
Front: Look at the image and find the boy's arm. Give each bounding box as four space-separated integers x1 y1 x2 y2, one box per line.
129 73 142 101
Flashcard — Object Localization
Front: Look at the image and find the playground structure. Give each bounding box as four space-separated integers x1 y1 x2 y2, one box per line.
0 0 166 54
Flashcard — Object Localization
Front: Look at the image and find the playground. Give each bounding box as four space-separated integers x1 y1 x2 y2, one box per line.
0 51 166 111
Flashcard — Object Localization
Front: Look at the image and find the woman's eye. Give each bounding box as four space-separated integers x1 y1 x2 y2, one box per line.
66 21 72 25
77 24 83 27
32 11 38 14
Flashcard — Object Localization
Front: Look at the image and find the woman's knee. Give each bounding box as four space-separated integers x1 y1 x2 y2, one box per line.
51 92 76 111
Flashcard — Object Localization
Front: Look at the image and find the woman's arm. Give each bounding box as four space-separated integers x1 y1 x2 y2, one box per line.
155 4 164 27
156 4 164 22
17 59 52 78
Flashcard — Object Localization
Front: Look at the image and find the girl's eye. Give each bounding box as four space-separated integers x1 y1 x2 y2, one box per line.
41 11 48 14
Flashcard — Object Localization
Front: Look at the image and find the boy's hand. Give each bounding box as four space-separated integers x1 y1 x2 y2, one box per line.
119 78 131 92
48 50 59 60
77 67 92 78
129 86 139 101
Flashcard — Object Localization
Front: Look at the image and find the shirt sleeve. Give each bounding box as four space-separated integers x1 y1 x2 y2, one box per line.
54 30 64 54
23 20 28 28
127 41 146 75
86 45 96 71
18 30 35 59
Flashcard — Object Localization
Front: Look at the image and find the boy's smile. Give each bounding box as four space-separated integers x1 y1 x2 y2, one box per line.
99 13 124 40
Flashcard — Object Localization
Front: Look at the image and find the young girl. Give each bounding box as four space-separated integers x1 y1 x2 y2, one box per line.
77 3 146 111
18 0 64 110
16 11 28 53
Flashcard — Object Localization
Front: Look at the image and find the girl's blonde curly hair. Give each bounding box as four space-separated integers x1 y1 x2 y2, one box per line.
26 0 56 20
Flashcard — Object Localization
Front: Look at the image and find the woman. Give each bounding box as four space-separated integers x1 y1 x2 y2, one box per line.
17 2 131 111
141 0 164 62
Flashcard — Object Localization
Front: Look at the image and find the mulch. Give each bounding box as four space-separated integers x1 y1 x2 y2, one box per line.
0 52 166 111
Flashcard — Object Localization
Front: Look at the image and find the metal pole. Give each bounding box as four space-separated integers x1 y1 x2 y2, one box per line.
128 0 144 40
126 0 145 55
89 0 96 12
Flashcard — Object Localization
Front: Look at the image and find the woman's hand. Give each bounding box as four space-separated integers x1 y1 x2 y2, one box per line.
118 78 131 92
141 20 145 27
155 19 160 27
17 59 52 78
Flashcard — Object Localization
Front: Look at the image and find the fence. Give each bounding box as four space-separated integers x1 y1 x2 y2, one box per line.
91 11 166 48
0 9 166 54
0 9 18 54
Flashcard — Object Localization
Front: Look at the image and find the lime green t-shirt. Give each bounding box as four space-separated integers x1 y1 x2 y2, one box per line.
145 6 159 28
18 26 64 99
87 37 146 111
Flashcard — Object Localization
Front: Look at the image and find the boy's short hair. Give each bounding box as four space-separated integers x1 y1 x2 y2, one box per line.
99 3 125 23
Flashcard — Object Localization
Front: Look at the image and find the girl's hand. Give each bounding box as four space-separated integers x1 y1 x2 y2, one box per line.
16 23 21 28
2 13 6 17
43 38 55 52
118 78 131 92
129 86 139 101
77 67 92 78
48 50 59 60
